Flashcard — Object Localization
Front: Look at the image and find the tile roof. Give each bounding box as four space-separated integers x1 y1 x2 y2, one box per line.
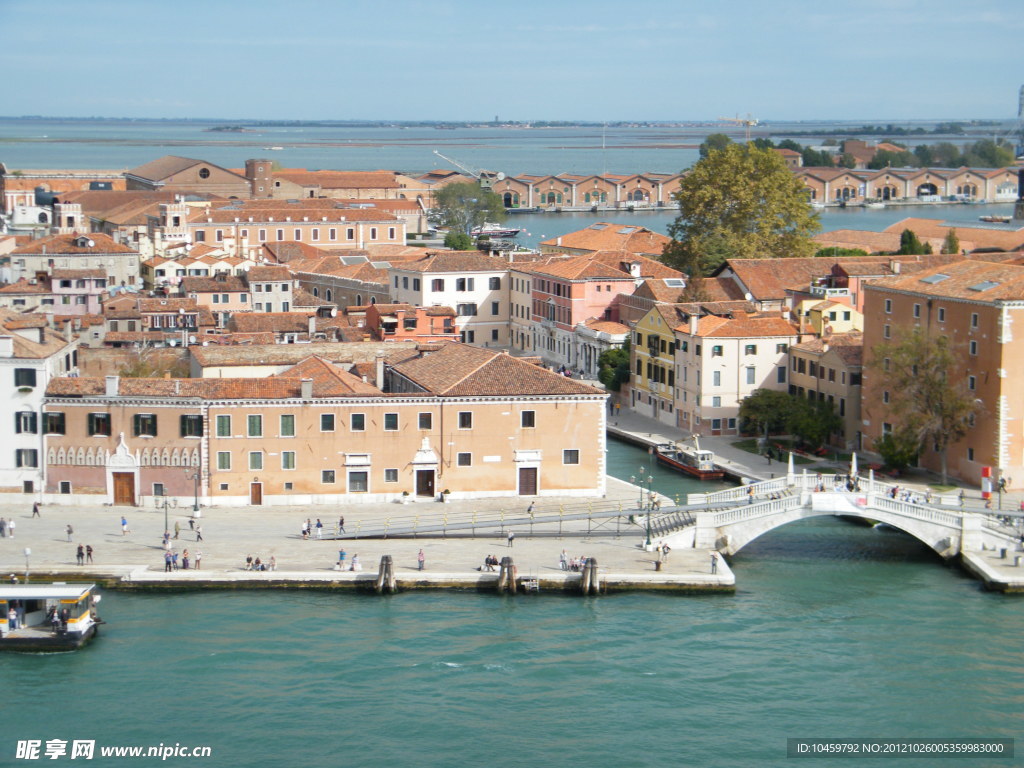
867 259 1024 302
883 217 1024 253
0 278 49 295
228 313 314 334
248 265 293 282
393 251 510 273
51 268 107 279
189 341 421 368
792 332 864 366
127 156 244 182
180 275 248 293
539 222 672 256
271 355 382 395
12 233 138 255
516 254 634 280
580 318 630 335
272 170 400 189
390 343 602 397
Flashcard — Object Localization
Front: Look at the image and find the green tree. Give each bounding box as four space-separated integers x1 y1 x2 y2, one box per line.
913 144 934 166
897 229 927 255
838 152 857 169
873 427 920 473
801 147 834 167
777 139 802 152
813 247 868 258
869 326 980 484
597 340 631 391
738 389 794 437
432 181 506 236
942 228 960 255
699 133 732 158
678 272 711 302
788 398 842 449
868 148 916 170
443 231 473 250
662 143 821 275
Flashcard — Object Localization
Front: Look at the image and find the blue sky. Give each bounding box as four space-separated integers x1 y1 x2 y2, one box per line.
1 0 1020 121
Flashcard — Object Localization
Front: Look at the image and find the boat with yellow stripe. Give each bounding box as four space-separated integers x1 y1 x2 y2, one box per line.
0 583 102 651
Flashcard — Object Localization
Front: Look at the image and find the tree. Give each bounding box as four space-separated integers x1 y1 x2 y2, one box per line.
942 228 960 255
662 143 821 276
119 347 190 378
868 148 916 170
738 389 794 437
838 152 857 169
897 229 927 255
873 427 919 473
788 398 842 449
801 147 834 167
678 272 711 302
597 340 631 391
432 181 506 236
869 326 980 484
443 231 473 250
814 247 868 258
699 133 732 158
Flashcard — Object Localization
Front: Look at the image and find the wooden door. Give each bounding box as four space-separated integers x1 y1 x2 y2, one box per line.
250 482 263 505
113 472 135 505
518 467 537 496
416 470 435 497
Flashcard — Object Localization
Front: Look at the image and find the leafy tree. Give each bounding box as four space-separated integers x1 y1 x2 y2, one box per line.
962 138 1015 168
432 181 506 236
662 143 821 275
897 229 927 255
814 247 867 258
942 228 960 255
789 398 842 449
913 144 934 166
597 340 631 391
678 272 711 302
738 389 794 437
443 231 473 250
699 133 732 158
801 147 834 167
869 326 980 483
838 152 857 169
873 427 920 473
868 148 916 169
932 142 962 166
777 139 802 152
119 348 190 378
752 138 775 150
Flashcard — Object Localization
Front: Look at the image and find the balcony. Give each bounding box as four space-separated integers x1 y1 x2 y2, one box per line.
808 285 851 299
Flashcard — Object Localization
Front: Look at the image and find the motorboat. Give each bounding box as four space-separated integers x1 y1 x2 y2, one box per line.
471 222 524 238
0 583 102 652
654 437 724 480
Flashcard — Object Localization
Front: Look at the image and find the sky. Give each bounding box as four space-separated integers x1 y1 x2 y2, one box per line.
0 0 1021 122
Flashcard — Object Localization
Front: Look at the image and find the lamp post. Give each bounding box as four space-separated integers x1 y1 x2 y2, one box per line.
23 547 31 584
163 497 169 537
189 471 200 514
632 466 655 550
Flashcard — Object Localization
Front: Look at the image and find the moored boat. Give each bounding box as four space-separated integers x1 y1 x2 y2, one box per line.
0 583 102 652
471 222 524 238
654 438 724 480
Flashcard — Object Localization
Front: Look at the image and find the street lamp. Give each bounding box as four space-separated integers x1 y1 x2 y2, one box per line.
23 547 30 584
189 471 200 514
632 466 655 550
163 497 169 537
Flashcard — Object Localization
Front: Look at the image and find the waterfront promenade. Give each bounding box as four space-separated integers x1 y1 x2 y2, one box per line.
0 475 733 593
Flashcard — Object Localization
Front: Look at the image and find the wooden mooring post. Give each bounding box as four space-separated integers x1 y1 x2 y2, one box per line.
580 557 601 596
497 556 517 594
375 555 397 594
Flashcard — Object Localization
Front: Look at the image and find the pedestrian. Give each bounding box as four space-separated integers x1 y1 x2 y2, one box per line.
164 551 173 573
559 549 568 571
181 549 190 570
194 551 202 570
507 531 515 548
350 554 361 572
189 518 195 531
86 544 93 564
171 551 179 570
747 486 755 504
245 554 253 571
338 516 345 534
195 525 203 542
710 551 719 574
174 521 181 540
417 548 425 571
959 489 966 507
0 517 6 538
66 524 74 542
766 452 772 465
7 518 14 539
526 502 535 515
269 555 276 571
121 516 129 535
76 544 84 565
657 541 665 563
662 543 671 562
315 519 323 539
301 520 309 540
31 501 40 517
339 549 347 569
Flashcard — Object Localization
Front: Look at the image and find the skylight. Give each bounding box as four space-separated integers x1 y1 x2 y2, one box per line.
617 226 639 234
339 255 369 265
920 274 949 284
589 224 608 230
968 281 1000 292
663 278 686 287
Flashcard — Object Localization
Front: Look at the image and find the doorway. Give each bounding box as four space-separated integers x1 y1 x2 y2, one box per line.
250 482 263 505
518 467 538 495
416 470 435 497
113 472 135 505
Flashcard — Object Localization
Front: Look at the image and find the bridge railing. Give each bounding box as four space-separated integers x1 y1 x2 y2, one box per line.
866 495 962 529
707 494 802 526
688 477 790 505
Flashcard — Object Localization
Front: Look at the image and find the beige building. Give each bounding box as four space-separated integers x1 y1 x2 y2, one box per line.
42 344 606 506
788 333 864 449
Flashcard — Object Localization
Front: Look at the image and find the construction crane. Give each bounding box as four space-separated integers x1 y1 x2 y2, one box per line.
432 150 504 190
717 114 758 143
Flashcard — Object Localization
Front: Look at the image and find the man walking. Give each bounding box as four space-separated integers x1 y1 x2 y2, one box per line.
86 545 93 564
121 516 129 535
710 552 719 574
31 501 40 518
195 525 203 542
76 544 84 565
417 549 425 571
174 521 181 540
338 516 345 534
66 524 73 542
507 531 515 548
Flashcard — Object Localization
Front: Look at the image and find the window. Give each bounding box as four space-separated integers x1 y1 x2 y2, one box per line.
180 415 203 437
491 301 500 315
249 452 263 470
217 452 231 470
348 471 368 492
347 228 355 240
489 277 501 290
321 470 336 484
88 412 112 437
281 451 296 470
458 411 473 429
883 390 890 404
247 415 263 437
969 340 977 356
216 415 231 437
712 371 721 387
563 449 580 465
456 277 475 291
937 307 946 322
14 368 36 388
43 412 65 435
316 413 335 432
432 279 444 291
418 412 432 430
712 396 722 407
15 449 38 468
745 367 755 385
280 414 295 437
968 375 976 391
883 324 890 339
457 452 472 466
15 411 37 434
521 411 536 428
370 227 378 240
913 303 921 318
457 303 478 316
744 344 757 355
133 414 157 437
777 366 786 384
970 313 979 329
711 345 723 357
491 329 499 341
153 483 165 497
967 447 975 462
776 343 788 353
884 299 892 314
351 413 366 431
384 413 399 431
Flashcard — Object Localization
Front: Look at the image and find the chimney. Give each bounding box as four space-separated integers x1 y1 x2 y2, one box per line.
556 236 562 246
37 327 45 343
689 314 698 335
308 315 316 337
300 378 313 399
105 375 119 396
375 351 386 389
629 261 641 278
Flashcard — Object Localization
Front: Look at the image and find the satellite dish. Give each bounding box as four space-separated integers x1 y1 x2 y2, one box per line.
330 307 338 317
189 335 197 344
496 172 506 181
744 292 753 302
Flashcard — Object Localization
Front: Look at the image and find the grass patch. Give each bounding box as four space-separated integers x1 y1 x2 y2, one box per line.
730 439 816 465
928 484 957 493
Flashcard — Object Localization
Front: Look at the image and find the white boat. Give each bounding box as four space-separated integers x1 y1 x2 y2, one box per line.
471 222 524 238
0 583 102 652
864 202 885 209
654 437 723 480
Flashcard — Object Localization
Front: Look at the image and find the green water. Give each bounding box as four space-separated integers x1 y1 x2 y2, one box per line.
2 441 1021 767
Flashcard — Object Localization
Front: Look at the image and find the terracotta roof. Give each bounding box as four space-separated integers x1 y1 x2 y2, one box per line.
272 170 400 189
0 278 49 295
127 156 244 182
539 222 671 256
228 313 314 334
393 252 509 274
580 318 629 335
390 343 602 397
271 355 382 395
12 233 137 255
792 332 864 366
51 268 107 279
46 376 351 400
180 275 248 293
882 217 1024 253
190 341 420 368
137 298 201 313
248 265 293 282
867 259 1024 302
